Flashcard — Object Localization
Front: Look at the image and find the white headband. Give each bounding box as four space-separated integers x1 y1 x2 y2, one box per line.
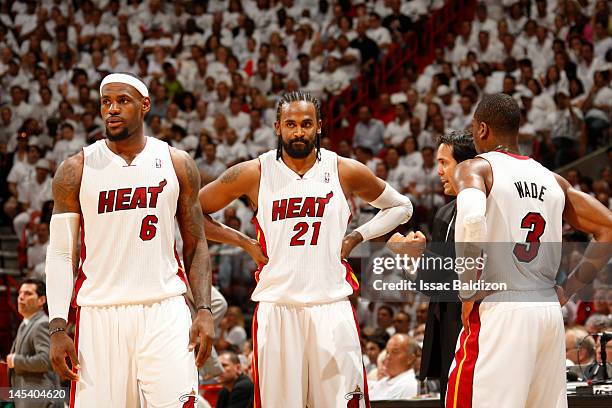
99 73 149 98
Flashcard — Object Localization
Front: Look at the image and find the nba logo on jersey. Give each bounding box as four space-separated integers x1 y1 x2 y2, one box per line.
155 158 162 168
324 172 330 183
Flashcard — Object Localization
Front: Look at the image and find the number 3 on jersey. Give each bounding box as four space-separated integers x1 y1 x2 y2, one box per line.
513 212 546 262
290 221 321 246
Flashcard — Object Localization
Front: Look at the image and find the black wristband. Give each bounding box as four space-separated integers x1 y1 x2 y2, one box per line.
197 305 213 314
49 327 66 336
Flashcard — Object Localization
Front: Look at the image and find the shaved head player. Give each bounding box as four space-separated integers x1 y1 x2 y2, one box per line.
45 73 215 407
199 91 414 407
446 93 612 408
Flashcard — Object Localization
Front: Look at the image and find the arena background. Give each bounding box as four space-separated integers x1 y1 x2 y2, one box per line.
0 0 610 406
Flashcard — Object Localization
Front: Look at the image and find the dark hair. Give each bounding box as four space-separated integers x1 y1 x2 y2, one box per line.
437 130 477 163
473 93 520 136
275 91 321 160
22 278 46 298
219 351 240 365
378 305 394 317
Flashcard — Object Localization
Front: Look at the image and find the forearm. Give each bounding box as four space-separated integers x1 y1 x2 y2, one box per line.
185 239 213 309
203 214 253 249
354 183 413 241
564 235 612 298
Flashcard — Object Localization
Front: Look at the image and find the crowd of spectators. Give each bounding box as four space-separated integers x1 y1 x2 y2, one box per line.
0 0 610 404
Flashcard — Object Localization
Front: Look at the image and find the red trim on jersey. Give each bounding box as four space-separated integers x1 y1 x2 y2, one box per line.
251 217 268 283
71 220 87 308
446 303 481 408
69 307 81 408
495 150 530 160
350 304 371 408
174 242 188 286
252 304 262 408
342 259 360 295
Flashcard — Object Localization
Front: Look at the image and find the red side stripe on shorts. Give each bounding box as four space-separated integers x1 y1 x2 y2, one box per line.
343 260 360 295
446 303 481 408
251 304 262 408
69 307 81 408
250 217 268 283
350 304 371 408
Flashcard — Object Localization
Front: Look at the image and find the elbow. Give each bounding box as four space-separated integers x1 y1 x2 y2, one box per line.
400 201 414 224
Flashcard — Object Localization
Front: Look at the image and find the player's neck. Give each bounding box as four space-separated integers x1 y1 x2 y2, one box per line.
491 143 520 155
281 150 317 176
106 131 147 162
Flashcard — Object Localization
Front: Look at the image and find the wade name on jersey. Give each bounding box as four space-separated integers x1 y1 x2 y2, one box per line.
514 181 547 202
97 179 168 214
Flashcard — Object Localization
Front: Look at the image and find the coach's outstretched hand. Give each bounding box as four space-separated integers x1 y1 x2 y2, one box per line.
387 231 427 258
189 310 215 367
50 328 80 381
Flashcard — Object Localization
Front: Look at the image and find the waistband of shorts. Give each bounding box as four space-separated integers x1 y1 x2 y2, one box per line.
79 294 185 309
258 297 350 308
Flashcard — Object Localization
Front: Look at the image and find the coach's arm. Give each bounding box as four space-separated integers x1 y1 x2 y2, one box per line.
338 157 413 258
198 160 268 265
555 174 612 302
171 148 215 367
46 152 83 382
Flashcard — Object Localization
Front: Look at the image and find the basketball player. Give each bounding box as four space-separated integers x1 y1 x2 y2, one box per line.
198 91 414 407
45 73 215 407
446 93 612 408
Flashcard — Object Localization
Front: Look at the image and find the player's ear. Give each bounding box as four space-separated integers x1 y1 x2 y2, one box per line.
274 121 280 136
478 121 489 140
142 97 151 114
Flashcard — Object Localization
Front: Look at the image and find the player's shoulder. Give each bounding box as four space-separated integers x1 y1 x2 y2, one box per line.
218 158 261 186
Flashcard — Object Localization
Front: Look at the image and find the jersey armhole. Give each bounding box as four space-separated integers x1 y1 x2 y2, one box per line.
475 155 494 198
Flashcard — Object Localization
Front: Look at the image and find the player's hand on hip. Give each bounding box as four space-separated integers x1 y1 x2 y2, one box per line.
387 231 426 258
341 231 364 260
554 285 568 306
50 332 80 381
189 310 215 368
244 238 268 266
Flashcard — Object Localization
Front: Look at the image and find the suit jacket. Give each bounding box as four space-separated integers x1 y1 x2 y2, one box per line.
9 310 61 408
414 200 462 407
216 374 254 408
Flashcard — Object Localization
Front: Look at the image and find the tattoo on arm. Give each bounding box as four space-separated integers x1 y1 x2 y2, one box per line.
52 153 83 214
219 163 244 184
176 152 212 308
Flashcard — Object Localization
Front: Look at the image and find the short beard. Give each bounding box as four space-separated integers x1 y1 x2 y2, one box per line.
106 127 130 142
282 136 315 159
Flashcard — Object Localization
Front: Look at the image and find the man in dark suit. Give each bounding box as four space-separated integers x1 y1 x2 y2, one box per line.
6 278 61 408
216 351 253 408
388 130 477 406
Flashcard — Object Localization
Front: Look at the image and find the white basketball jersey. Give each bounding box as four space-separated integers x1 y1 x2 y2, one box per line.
252 148 356 304
76 137 186 306
478 151 565 290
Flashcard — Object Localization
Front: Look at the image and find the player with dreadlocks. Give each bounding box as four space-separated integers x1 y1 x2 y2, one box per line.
199 91 413 407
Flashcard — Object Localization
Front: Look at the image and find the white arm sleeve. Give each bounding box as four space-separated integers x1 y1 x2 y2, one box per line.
354 183 413 242
45 213 80 322
454 188 487 300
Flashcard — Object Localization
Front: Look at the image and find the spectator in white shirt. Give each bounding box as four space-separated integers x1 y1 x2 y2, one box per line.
217 306 248 352
196 142 227 186
367 12 392 51
544 91 586 168
353 105 385 154
216 128 249 167
577 41 604 92
450 95 475 130
399 136 423 169
385 147 413 193
251 59 273 96
384 102 411 148
48 123 85 167
242 110 275 158
319 53 351 95
14 159 52 239
581 69 612 151
27 222 50 275
369 334 420 400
